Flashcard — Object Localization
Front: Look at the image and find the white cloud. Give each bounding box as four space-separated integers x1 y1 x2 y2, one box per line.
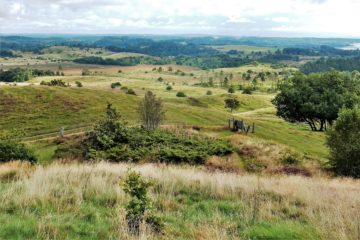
272 17 291 23
0 0 359 37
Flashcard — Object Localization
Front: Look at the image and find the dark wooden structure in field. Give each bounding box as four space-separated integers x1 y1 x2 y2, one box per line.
228 118 255 134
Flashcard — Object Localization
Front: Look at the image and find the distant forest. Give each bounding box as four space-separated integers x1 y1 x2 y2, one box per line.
1 35 360 71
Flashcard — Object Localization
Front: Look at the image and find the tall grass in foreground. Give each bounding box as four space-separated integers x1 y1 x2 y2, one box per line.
0 161 359 239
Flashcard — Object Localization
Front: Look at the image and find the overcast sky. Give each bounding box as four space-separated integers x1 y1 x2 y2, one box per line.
0 0 359 37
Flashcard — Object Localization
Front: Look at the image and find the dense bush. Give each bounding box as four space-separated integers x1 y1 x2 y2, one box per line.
40 79 70 87
242 86 253 94
111 82 121 89
126 89 136 95
326 108 360 178
83 104 233 164
91 128 233 164
176 92 186 97
0 68 55 82
75 81 83 87
0 141 37 163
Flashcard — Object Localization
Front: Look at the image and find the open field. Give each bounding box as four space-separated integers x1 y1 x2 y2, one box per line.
0 62 328 165
211 45 278 54
0 161 359 239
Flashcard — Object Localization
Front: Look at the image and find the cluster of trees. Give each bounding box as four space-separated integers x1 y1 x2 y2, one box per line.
284 45 360 57
273 70 360 131
273 69 360 177
0 49 18 58
300 56 360 74
40 79 70 87
97 37 218 57
0 68 55 82
74 56 166 66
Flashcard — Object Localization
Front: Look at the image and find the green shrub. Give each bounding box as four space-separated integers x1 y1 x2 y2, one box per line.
120 171 163 235
111 82 121 89
326 108 360 177
176 92 186 97
83 104 234 164
75 81 83 87
166 85 172 91
0 141 37 163
206 90 212 95
85 103 129 152
126 89 136 95
242 86 253 94
281 153 301 166
228 87 235 94
40 79 69 87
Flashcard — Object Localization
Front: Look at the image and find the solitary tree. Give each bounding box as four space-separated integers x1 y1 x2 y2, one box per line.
224 98 240 113
272 70 360 131
138 91 165 130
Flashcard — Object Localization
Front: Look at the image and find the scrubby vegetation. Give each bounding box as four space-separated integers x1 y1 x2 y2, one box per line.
110 82 121 89
40 79 70 87
81 104 233 164
0 140 36 163
176 91 186 97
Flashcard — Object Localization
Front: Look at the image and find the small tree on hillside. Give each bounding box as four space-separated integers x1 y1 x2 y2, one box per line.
138 91 165 130
85 103 128 151
224 98 240 113
326 108 360 178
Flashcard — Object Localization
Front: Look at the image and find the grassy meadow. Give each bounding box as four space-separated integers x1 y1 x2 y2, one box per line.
0 51 353 239
0 162 359 239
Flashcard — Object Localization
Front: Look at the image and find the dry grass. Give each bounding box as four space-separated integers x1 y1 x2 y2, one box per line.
0 160 33 182
0 161 359 239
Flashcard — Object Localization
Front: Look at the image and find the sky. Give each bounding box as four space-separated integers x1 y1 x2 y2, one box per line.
0 0 359 37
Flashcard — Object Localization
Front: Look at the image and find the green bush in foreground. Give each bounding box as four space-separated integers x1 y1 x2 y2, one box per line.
0 141 37 163
326 108 360 178
121 170 163 235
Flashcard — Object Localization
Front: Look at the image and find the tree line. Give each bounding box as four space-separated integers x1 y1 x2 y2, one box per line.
0 68 56 82
300 56 360 74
